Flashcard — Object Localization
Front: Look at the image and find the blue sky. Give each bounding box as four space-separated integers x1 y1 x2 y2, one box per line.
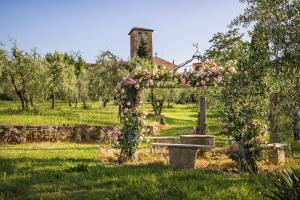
0 0 245 64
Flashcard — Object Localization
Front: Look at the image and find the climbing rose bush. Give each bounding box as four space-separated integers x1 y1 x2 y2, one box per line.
226 121 268 173
176 59 236 87
115 59 235 162
115 67 172 162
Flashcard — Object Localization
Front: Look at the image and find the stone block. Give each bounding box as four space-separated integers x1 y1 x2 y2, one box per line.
267 143 285 165
168 146 197 169
180 135 215 146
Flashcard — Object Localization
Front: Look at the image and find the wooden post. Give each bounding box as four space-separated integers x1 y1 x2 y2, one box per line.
269 93 280 143
197 96 206 135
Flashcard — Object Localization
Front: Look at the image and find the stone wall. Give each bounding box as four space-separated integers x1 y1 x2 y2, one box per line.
0 125 122 144
153 56 176 70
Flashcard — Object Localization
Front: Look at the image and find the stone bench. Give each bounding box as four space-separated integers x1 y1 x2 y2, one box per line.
145 136 179 144
180 135 215 146
152 143 215 169
265 143 286 165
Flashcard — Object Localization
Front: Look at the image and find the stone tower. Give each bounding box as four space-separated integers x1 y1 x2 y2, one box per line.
129 27 153 58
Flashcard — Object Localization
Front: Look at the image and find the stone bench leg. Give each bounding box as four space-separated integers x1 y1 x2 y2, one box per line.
168 147 197 169
269 147 285 165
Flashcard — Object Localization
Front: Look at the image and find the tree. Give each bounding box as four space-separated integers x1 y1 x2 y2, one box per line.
89 51 127 107
232 0 300 141
136 38 149 59
74 56 89 109
205 28 248 64
212 0 300 172
0 45 7 80
45 52 77 109
1 45 47 110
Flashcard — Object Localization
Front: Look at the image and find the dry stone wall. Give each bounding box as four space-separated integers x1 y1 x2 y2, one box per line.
0 125 122 144
0 125 154 144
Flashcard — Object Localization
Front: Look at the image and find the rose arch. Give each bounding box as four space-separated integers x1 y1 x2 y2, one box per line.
115 59 236 162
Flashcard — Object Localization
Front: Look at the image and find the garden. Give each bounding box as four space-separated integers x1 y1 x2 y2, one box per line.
1 0 300 199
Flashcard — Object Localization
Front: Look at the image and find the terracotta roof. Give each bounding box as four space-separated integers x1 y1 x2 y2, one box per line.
128 27 154 35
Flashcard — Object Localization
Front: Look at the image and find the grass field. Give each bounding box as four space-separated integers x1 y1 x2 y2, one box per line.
0 101 225 145
0 142 273 200
2 101 291 199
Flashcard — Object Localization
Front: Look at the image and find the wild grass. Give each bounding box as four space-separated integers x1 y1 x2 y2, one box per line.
0 142 273 200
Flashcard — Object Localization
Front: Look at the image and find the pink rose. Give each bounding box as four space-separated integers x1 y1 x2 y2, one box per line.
181 79 186 84
223 128 229 133
123 108 128 113
261 130 267 136
147 79 154 86
251 123 257 129
139 100 144 105
127 102 131 106
133 106 138 113
217 76 222 82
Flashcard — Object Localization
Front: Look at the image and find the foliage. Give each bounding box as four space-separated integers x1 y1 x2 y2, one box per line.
205 28 248 64
176 59 235 88
73 55 89 109
115 59 172 162
45 52 77 109
265 168 300 200
89 51 126 107
136 37 149 59
115 59 234 162
233 0 300 143
207 0 300 173
1 45 47 110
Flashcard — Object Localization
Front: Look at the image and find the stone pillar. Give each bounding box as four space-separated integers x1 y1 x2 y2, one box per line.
269 93 280 143
197 96 206 135
268 144 285 165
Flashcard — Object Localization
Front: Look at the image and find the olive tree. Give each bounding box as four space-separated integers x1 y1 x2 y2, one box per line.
74 56 89 109
89 51 127 107
45 52 77 109
2 45 47 109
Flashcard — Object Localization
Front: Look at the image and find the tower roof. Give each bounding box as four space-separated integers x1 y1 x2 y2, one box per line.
128 27 154 35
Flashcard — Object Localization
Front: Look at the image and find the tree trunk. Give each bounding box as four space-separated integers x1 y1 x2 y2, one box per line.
269 93 280 143
150 88 157 113
118 105 122 118
68 100 72 107
75 98 78 109
18 92 25 110
11 77 25 110
82 100 88 109
29 96 34 107
51 93 55 109
157 100 164 115
103 100 108 107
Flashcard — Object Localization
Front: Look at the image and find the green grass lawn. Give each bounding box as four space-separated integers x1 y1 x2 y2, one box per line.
0 101 120 126
0 142 271 200
0 101 299 199
0 101 226 145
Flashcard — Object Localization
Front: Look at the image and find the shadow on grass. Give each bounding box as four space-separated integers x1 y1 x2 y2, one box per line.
0 155 269 200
